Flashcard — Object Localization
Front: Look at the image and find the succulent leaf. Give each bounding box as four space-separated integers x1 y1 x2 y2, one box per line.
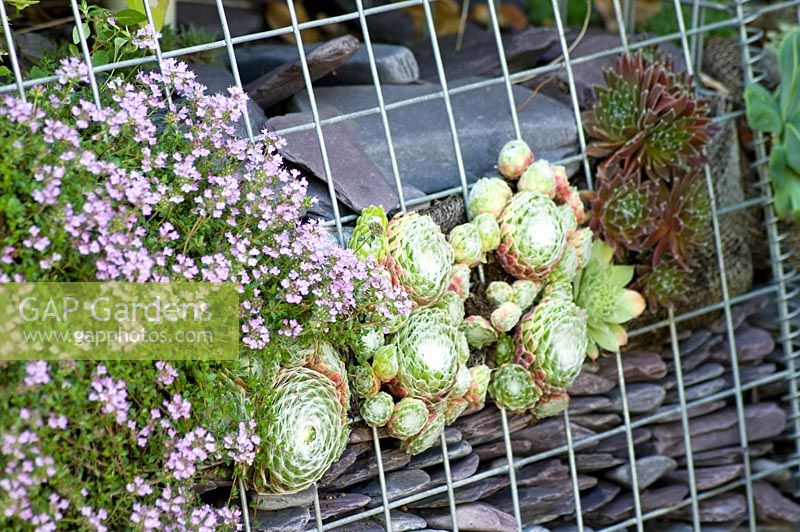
448 263 472 302
435 290 466 326
493 334 516 366
452 363 472 397
472 213 501 252
349 363 380 399
511 280 541 310
401 411 446 455
463 365 491 407
372 344 399 383
444 398 469 425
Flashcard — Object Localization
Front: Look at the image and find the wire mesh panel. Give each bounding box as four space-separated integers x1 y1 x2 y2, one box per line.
4 0 800 530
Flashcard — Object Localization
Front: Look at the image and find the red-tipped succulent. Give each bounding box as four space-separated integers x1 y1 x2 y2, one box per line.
582 50 714 181
589 162 663 258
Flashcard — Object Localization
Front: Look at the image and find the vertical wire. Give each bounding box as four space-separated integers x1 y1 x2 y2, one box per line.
734 0 800 498
484 0 521 140
616 351 644 532
0 1 25 100
689 0 703 80
439 433 460 532
500 408 523 531
372 426 393 531
353 0 406 214
139 0 173 106
69 0 102 108
213 0 253 141
313 489 324 531
284 0 344 244
238 476 252 532
419 0 471 213
610 0 630 51
667 307 701 531
419 0 486 283
563 409 585 531
672 2 757 528
548 0 594 190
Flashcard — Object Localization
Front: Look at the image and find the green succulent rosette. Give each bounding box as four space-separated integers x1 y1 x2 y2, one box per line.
518 160 557 197
401 411 446 455
261 367 349 493
449 223 484 267
493 334 515 366
448 263 472 302
372 344 399 383
511 280 540 311
349 363 380 399
386 212 454 306
497 191 568 281
435 290 466 327
497 139 534 180
388 397 429 439
462 315 499 349
393 307 460 399
488 364 540 413
351 326 385 362
472 213 501 252
468 177 513 219
486 281 514 306
573 240 646 359
349 205 389 262
515 297 588 390
463 365 491 407
360 391 395 427
491 302 522 333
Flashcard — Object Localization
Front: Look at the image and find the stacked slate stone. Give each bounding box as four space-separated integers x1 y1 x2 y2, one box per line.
248 296 800 532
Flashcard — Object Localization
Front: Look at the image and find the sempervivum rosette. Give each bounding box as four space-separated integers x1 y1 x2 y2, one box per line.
488 363 540 413
386 212 454 306
401 410 446 455
261 367 349 493
496 191 568 281
515 297 588 391
391 307 461 400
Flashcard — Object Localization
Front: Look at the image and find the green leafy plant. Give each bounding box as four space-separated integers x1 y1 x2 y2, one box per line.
745 26 800 220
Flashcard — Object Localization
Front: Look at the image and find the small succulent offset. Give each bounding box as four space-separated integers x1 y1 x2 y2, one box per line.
449 223 485 267
388 398 429 439
497 139 535 180
448 263 472 302
463 315 499 349
360 392 395 427
518 160 557 197
386 212 455 306
582 50 713 181
489 363 541 413
744 27 800 220
573 240 646 358
472 213 502 252
468 177 513 219
491 301 523 332
486 281 515 305
348 205 390 263
262 367 349 493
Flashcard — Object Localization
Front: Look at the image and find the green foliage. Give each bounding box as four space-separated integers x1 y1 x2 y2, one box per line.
643 5 733 39
745 27 800 220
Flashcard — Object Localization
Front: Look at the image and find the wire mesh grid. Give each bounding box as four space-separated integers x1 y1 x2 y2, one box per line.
3 0 800 530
